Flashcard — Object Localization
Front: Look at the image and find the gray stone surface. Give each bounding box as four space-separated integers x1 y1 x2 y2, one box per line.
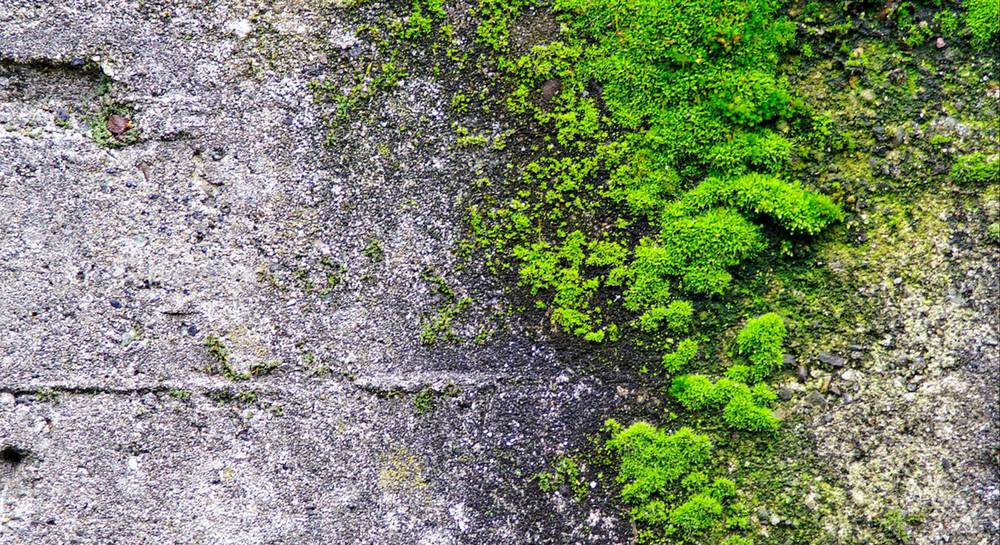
783 192 1000 545
1 2 998 545
0 2 628 543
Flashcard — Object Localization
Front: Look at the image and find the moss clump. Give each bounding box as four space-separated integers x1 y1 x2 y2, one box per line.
965 0 1000 48
726 313 787 383
363 237 384 262
950 152 999 185
466 0 841 341
168 388 191 400
203 334 251 381
204 334 229 366
662 338 700 373
249 359 280 377
638 299 694 333
419 268 472 345
605 419 752 543
34 388 59 403
666 313 786 432
475 0 535 51
671 174 843 236
402 0 446 39
670 375 780 432
413 387 435 415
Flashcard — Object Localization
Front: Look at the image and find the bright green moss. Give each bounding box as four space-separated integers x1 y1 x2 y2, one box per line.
332 3 846 542
670 374 718 410
475 0 535 51
658 208 769 295
555 0 797 135
966 0 1000 48
706 132 792 174
723 395 780 432
729 313 787 383
605 421 713 503
623 242 676 310
402 0 447 39
465 0 841 344
675 174 843 236
641 300 695 334
664 301 695 332
662 338 700 373
934 9 961 35
638 305 672 332
605 420 754 542
950 152 999 185
670 375 780 432
670 492 726 532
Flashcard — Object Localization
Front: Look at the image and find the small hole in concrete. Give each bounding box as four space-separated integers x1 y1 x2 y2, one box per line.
0 446 28 467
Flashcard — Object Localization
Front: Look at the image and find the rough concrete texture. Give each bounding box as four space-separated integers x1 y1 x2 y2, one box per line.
1 2 998 545
0 2 629 543
795 192 1000 544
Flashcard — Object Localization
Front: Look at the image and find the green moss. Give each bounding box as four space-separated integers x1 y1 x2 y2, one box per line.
656 208 768 295
168 388 191 400
414 387 435 415
670 375 780 432
721 394 780 433
412 383 462 414
966 0 1000 47
363 237 384 262
322 0 986 542
203 334 250 381
673 174 843 236
933 9 960 36
662 338 700 373
419 268 472 345
450 91 470 114
249 359 280 377
402 0 443 39
876 508 913 543
670 492 724 532
605 420 753 543
729 313 787 383
536 455 589 500
664 301 695 332
204 334 229 367
988 222 1000 242
950 152 999 185
34 388 59 403
236 390 259 404
638 300 695 333
475 0 535 51
90 103 139 148
461 0 841 346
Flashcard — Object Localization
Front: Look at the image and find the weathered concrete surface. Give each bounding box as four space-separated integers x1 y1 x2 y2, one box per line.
789 192 1000 544
2 2 999 545
0 2 630 543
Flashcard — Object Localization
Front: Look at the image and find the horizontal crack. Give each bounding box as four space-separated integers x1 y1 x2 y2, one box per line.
0 371 533 402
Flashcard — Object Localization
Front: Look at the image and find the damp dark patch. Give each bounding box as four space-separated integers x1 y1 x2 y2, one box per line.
0 445 30 468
